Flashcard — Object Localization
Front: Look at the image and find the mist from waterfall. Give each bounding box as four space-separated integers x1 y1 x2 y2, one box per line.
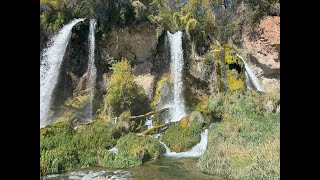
166 31 186 122
86 19 97 121
40 18 85 128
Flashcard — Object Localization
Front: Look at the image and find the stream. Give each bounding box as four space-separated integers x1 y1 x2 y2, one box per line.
42 157 224 180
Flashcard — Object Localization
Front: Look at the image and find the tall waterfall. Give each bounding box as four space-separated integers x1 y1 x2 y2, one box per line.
167 31 186 122
236 54 265 92
40 19 85 128
86 19 97 120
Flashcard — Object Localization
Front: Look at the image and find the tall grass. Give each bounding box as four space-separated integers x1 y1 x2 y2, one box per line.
198 90 280 179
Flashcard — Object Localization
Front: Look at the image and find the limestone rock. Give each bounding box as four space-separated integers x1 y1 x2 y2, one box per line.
99 22 161 76
134 74 155 99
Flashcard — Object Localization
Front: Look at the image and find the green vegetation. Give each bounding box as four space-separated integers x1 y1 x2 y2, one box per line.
97 133 165 168
40 120 127 176
198 90 280 179
40 118 166 176
64 91 90 109
152 74 170 109
105 58 150 117
40 1 280 178
162 121 202 152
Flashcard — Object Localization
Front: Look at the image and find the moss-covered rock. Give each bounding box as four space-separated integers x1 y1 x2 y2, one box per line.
178 111 204 127
64 92 90 109
152 74 172 109
40 120 128 176
98 133 166 168
162 122 202 152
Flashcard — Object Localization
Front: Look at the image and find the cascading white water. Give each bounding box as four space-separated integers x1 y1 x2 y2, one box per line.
160 129 208 158
144 115 154 129
236 54 265 92
167 31 186 122
40 18 85 128
244 71 252 90
86 19 97 120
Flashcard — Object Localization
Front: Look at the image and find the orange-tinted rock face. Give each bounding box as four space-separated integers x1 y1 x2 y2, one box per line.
242 16 280 71
241 16 280 92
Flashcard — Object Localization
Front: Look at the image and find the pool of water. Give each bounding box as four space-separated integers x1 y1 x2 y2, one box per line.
42 157 224 180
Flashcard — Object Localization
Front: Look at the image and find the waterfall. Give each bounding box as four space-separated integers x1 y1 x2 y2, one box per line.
86 19 97 120
236 54 265 92
166 31 186 122
40 18 85 128
160 129 208 158
144 115 154 129
245 71 252 90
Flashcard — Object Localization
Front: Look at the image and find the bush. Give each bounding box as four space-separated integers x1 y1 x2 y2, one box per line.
105 58 150 117
162 122 202 152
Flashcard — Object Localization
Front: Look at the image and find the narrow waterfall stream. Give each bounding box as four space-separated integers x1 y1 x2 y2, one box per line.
86 19 97 121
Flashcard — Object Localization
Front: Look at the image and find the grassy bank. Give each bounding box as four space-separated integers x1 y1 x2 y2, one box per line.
198 90 280 179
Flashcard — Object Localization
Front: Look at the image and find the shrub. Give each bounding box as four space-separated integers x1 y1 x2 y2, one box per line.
152 74 171 109
105 58 150 117
226 69 245 91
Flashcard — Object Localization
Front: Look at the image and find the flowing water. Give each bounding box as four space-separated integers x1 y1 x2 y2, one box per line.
42 157 223 180
245 71 252 90
236 54 265 92
40 19 85 128
86 19 97 121
166 31 186 123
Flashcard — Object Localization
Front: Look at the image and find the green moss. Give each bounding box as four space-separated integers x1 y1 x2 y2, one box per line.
152 74 170 109
54 109 76 124
40 120 128 176
98 133 165 168
162 122 202 152
203 52 214 65
40 117 167 176
65 92 90 109
196 96 214 122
